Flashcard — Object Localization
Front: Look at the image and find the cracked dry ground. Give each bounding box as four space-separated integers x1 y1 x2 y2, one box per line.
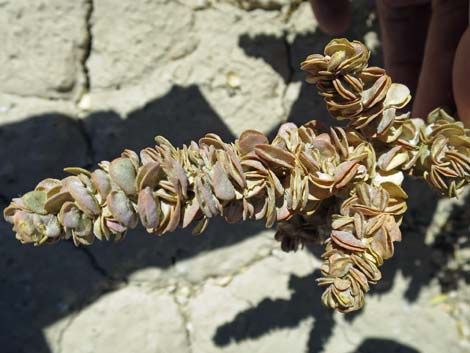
0 1 469 352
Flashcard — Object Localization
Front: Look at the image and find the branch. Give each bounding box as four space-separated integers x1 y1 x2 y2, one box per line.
4 38 470 312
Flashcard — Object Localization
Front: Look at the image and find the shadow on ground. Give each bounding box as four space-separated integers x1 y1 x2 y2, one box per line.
352 339 420 353
214 271 335 352
0 85 267 353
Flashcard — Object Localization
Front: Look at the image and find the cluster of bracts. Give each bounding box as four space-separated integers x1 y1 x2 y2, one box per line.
4 39 470 312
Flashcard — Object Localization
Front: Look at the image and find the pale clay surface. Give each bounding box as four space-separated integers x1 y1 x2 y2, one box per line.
0 1 469 353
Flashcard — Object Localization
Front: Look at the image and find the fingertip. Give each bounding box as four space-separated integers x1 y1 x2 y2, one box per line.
376 0 431 101
453 28 470 126
310 0 351 35
412 0 469 119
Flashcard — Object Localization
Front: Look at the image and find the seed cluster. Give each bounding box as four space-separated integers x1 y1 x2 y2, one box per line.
4 39 470 312
302 39 470 197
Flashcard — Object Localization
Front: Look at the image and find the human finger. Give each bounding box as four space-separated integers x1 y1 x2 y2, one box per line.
412 0 469 118
453 27 470 125
376 0 431 96
309 0 351 35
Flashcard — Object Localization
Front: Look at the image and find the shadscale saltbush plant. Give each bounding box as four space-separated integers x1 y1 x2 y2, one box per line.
4 39 470 312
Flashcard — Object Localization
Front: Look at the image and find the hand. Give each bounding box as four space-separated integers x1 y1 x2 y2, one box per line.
309 0 470 126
